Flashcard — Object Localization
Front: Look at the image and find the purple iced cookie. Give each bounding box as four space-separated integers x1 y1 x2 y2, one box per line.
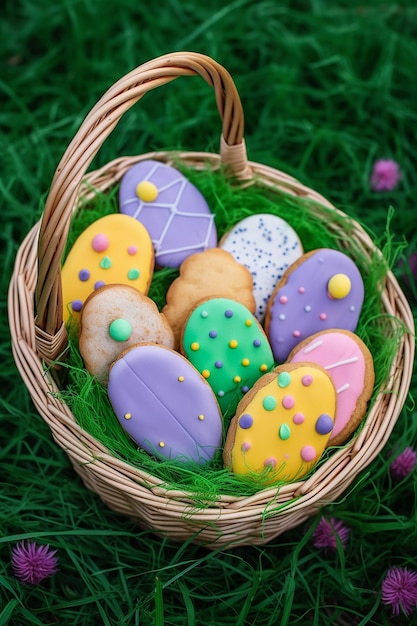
265 249 364 362
119 160 217 268
108 344 223 464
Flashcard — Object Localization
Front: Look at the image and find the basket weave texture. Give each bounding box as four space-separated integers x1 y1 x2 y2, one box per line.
8 52 415 548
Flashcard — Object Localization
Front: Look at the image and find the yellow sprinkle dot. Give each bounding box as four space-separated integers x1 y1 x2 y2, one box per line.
328 273 351 299
158 441 165 448
124 413 132 420
234 375 241 383
245 319 253 327
260 364 268 372
202 369 210 379
242 358 250 367
198 414 205 421
178 376 184 382
229 339 238 349
191 342 200 351
136 180 158 202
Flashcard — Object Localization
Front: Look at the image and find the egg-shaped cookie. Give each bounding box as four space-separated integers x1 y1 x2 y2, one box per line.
61 214 154 324
219 213 303 321
119 159 217 268
288 329 374 446
265 248 364 362
181 298 275 418
108 344 223 464
79 284 174 385
223 363 336 484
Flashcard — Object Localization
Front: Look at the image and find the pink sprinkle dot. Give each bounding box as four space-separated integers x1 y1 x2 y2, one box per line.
127 245 138 255
264 457 277 468
319 312 327 321
298 286 305 294
293 330 301 337
301 445 317 462
293 413 305 425
302 375 313 387
282 395 295 409
279 295 288 304
92 233 109 252
241 442 251 452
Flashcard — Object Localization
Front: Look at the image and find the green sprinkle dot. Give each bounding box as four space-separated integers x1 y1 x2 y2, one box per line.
127 268 140 280
109 318 132 342
99 256 112 269
262 395 277 411
278 372 291 388
279 424 291 440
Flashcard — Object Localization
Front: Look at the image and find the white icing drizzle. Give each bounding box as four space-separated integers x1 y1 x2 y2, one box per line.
302 339 323 354
324 356 359 370
336 383 350 393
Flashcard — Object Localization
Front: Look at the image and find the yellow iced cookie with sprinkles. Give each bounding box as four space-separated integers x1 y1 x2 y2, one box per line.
223 362 336 484
61 214 154 324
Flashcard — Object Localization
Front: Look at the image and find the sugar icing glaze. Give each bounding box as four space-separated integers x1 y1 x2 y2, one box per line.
61 214 154 323
289 330 370 441
225 364 336 484
119 160 217 268
108 344 223 464
266 249 364 362
219 213 303 320
181 298 275 418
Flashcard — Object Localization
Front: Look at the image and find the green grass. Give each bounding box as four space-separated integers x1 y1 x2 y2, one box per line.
1 1 417 624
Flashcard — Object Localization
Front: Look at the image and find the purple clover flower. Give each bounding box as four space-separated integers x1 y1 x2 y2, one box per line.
390 447 417 480
370 159 401 191
312 516 350 551
11 541 58 584
382 566 417 616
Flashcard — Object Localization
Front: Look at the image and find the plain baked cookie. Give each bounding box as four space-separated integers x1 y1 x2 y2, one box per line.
219 213 303 321
162 248 256 348
223 362 336 484
288 329 374 446
79 284 174 384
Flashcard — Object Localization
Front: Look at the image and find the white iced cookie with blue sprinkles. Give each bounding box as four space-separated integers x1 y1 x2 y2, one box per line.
219 214 303 321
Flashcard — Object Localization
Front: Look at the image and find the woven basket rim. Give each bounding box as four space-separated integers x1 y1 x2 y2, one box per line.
8 51 416 547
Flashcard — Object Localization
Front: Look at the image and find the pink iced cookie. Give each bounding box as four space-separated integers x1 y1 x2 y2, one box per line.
119 160 217 268
288 329 374 446
108 344 223 464
264 248 364 362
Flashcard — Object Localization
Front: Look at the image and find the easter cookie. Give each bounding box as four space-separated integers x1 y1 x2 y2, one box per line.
108 344 223 464
223 363 336 484
119 159 217 268
219 213 303 321
61 214 154 324
79 284 175 385
288 329 374 446
162 248 256 348
181 298 275 417
264 248 364 362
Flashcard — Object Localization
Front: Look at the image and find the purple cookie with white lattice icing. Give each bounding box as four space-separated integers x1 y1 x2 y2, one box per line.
119 160 217 268
219 213 303 321
264 249 364 362
108 344 223 464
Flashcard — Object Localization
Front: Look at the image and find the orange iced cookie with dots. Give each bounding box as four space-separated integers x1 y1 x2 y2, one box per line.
181 298 274 417
61 214 154 324
162 248 256 348
223 363 336 484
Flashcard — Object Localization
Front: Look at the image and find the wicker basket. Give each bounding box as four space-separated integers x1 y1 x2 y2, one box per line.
8 52 415 549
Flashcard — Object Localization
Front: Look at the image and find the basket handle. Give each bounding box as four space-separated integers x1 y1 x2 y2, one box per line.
34 51 251 362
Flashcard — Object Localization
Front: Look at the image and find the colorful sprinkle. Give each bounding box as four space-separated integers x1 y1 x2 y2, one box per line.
279 295 288 304
315 413 334 435
92 233 109 252
239 414 253 429
127 245 138 255
279 424 291 440
253 339 261 348
245 319 253 327
78 269 90 281
191 342 200 351
301 445 316 462
241 442 251 452
305 305 311 312
278 372 291 388
260 364 268 372
229 339 238 349
264 457 277 468
282 395 295 409
200 310 208 318
109 318 132 342
263 395 277 411
293 330 301 337
127 268 140 280
298 286 305 294
319 312 327 321
215 361 223 368
202 369 210 379
279 314 286 321
293 413 305 425
99 256 112 269
198 414 205 421
218 390 225 397
234 375 241 383
209 330 217 338
225 309 234 318
241 386 249 393
178 376 184 382
241 358 250 367
124 412 132 420
328 273 351 299
301 375 313 387
94 280 105 290
71 300 83 312
136 180 158 202
158 441 165 448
